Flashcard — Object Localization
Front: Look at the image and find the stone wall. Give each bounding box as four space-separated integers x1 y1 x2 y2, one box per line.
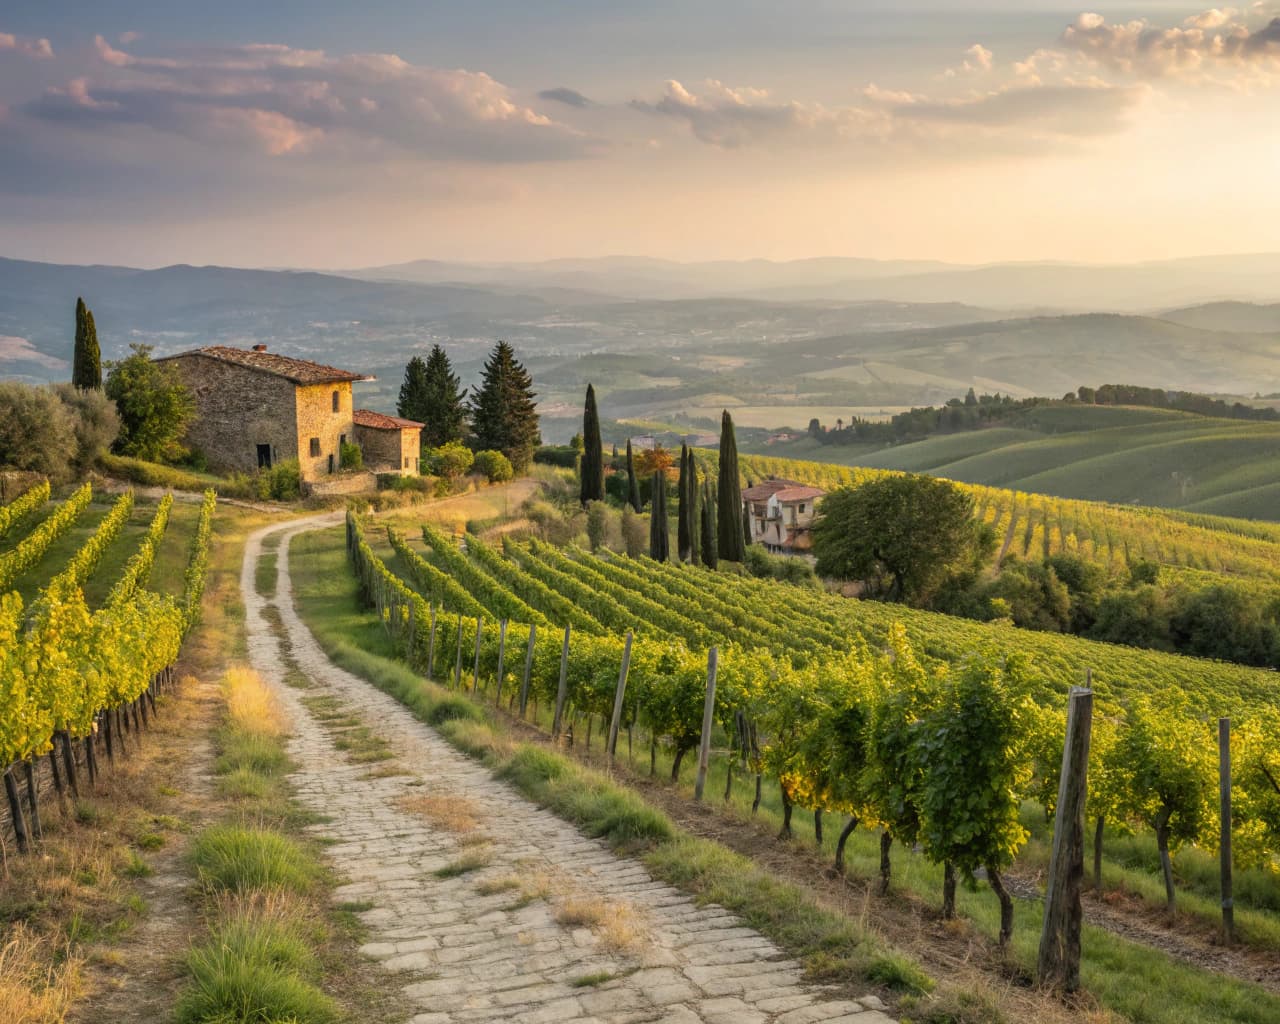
355 424 421 476
295 382 356 482
168 353 299 476
307 471 378 496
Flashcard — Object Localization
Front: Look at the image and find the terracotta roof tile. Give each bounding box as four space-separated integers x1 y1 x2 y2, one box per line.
741 478 809 501
158 346 373 385
354 409 424 430
771 486 825 502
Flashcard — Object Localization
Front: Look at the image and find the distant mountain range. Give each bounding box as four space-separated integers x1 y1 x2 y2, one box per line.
2 255 1279 439
345 253 1280 311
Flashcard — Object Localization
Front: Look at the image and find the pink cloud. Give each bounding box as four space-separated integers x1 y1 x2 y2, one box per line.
0 31 53 59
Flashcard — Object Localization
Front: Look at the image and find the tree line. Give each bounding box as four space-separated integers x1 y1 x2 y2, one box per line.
806 382 1279 446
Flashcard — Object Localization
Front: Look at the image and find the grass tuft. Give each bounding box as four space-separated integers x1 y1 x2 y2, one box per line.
192 826 322 896
433 850 492 879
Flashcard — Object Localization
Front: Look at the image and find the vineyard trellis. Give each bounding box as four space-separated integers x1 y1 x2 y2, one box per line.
1 486 217 854
345 512 1280 948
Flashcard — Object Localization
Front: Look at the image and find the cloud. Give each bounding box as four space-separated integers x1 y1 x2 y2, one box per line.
18 36 601 163
0 31 53 59
632 76 1142 152
538 87 592 108
944 43 994 77
1062 7 1280 82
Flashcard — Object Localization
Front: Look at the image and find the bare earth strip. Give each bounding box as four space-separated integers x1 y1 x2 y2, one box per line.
241 515 896 1024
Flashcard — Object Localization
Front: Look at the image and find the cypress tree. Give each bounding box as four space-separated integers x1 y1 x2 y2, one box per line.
72 297 102 390
649 471 669 562
580 383 604 505
743 501 754 548
626 439 641 511
677 443 693 561
700 481 718 570
717 410 746 562
404 345 468 447
689 456 701 564
469 341 540 471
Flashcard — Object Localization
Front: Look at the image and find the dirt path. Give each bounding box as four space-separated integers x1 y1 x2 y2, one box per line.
243 514 895 1024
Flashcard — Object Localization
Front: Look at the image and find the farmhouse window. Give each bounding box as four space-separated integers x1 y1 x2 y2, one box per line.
309 437 321 457
332 390 340 412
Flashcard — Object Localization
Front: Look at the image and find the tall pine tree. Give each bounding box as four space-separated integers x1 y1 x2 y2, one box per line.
469 341 540 471
72 297 102 390
626 439 641 511
580 383 604 505
400 345 468 447
677 444 693 561
717 410 746 562
649 471 669 562
700 480 718 569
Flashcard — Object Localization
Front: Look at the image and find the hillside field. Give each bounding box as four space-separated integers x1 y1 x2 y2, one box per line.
757 405 1280 520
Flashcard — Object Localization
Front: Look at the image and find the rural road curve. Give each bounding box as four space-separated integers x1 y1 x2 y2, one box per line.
240 514 898 1024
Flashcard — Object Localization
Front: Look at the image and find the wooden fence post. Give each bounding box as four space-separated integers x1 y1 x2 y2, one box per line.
494 620 508 706
606 632 634 762
427 604 437 680
1220 717 1234 944
453 615 464 689
1037 685 1093 992
519 623 537 718
471 615 483 693
551 625 571 740
694 647 719 801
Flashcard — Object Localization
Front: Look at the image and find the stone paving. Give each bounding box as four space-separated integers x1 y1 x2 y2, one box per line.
241 517 897 1024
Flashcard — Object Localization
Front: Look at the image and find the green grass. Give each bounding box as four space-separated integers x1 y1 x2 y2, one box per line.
192 826 323 896
175 913 339 1024
432 850 492 878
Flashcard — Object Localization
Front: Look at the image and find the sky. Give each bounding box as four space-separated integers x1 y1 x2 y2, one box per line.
2 1 1280 268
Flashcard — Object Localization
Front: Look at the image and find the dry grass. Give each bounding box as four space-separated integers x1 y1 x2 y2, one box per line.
0 924 82 1024
554 894 646 953
475 875 522 897
395 793 482 833
222 666 288 738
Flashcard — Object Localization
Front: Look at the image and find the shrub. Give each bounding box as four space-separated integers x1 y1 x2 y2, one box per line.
426 441 474 480
339 441 363 470
0 382 78 482
534 445 580 469
105 342 195 462
52 383 119 471
256 459 302 501
473 449 513 483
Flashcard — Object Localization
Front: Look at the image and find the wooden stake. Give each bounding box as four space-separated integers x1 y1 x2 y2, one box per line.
4 768 29 854
427 604 437 680
519 623 537 718
1220 717 1234 944
1037 685 1093 993
494 620 508 706
453 615 464 689
23 760 41 840
552 625 571 740
606 631 633 762
471 616 483 693
693 647 719 801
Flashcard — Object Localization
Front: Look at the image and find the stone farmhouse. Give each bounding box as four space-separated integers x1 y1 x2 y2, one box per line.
156 345 422 482
742 478 826 554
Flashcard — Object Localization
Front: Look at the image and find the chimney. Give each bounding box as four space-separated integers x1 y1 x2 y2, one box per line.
252 344 268 352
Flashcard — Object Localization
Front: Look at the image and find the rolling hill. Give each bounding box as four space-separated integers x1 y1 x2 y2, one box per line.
761 407 1280 521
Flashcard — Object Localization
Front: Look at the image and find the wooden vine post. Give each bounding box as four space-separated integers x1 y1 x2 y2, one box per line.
1037 685 1093 992
693 647 719 801
551 624 571 740
426 604 437 680
471 615 483 693
606 631 634 762
452 614 464 689
493 620 508 706
1220 717 1234 944
519 623 537 718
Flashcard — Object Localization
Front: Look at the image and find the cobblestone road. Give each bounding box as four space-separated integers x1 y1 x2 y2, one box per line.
241 517 896 1024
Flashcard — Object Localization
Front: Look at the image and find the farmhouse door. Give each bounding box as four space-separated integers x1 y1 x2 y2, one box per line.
257 444 272 469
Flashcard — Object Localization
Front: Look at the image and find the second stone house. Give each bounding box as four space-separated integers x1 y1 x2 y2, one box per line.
742 478 826 554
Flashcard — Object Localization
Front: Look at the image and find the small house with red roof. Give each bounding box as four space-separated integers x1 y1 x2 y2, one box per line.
156 344 419 482
741 477 826 554
353 409 423 476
